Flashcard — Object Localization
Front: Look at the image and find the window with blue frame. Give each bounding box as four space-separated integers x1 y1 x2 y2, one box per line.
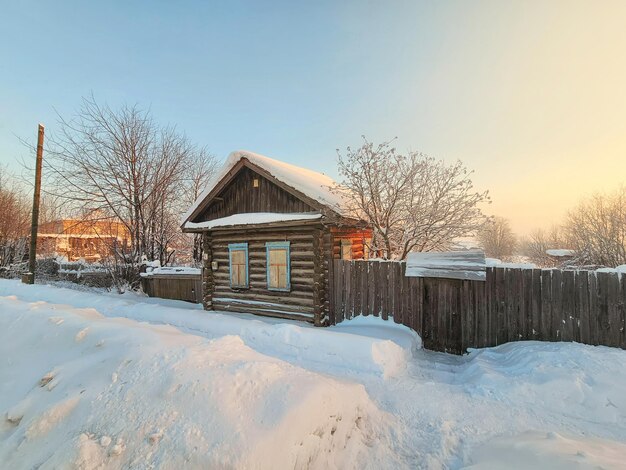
228 243 249 288
266 241 290 291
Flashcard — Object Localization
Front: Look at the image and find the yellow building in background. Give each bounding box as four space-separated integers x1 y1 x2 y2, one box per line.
38 219 130 262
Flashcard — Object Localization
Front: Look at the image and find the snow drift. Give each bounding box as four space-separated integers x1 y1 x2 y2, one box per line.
0 280 419 378
464 431 626 469
1 279 626 469
0 295 399 469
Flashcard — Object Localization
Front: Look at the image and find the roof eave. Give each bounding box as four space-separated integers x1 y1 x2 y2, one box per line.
181 158 248 229
182 217 326 233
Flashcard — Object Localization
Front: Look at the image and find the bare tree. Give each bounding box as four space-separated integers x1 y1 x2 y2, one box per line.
141 147 219 266
564 187 626 267
519 226 568 267
0 167 30 267
477 216 516 260
39 195 63 225
185 149 219 208
336 138 490 259
184 149 219 264
43 96 215 269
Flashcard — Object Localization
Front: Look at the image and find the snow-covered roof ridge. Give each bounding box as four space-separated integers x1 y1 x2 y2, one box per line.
182 150 350 225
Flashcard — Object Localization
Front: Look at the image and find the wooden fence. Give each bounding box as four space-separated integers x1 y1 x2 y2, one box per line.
331 260 626 354
141 273 203 304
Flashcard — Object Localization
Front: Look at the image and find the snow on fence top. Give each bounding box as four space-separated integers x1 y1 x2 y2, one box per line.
486 258 537 269
184 212 322 230
405 250 487 281
182 150 350 224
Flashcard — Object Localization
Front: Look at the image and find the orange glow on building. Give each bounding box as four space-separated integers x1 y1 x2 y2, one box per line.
37 219 130 262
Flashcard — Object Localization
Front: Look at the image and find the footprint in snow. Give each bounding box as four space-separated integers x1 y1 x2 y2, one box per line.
6 409 24 426
40 372 55 388
148 431 163 445
26 396 80 438
109 438 125 456
75 327 89 342
39 370 60 391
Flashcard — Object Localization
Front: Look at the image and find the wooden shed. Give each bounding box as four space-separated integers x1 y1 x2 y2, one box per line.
181 150 371 325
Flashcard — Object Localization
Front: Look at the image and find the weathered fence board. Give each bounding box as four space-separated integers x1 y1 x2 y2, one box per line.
577 271 590 344
620 275 626 349
332 260 626 354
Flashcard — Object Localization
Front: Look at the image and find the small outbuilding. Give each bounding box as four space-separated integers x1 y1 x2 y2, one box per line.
546 249 577 266
181 151 371 325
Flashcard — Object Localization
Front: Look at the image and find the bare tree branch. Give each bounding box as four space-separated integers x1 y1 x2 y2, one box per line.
477 216 517 260
564 187 626 267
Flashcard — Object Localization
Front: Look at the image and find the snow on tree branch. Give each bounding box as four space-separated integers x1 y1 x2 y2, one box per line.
334 137 490 260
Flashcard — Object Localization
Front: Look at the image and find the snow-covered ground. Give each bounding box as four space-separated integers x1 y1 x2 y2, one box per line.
1 279 625 469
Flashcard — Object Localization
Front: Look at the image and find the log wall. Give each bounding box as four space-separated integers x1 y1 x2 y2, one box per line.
205 226 323 323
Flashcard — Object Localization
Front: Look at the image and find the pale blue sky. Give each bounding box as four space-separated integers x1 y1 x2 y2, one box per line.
2 0 626 233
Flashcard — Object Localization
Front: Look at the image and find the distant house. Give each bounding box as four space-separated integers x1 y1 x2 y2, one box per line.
38 219 130 262
181 151 372 325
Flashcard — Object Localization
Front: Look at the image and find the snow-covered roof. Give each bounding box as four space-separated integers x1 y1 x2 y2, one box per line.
405 250 487 281
182 150 349 225
184 212 323 231
546 249 576 257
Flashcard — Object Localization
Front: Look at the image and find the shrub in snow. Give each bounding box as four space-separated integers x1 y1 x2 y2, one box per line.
35 257 60 277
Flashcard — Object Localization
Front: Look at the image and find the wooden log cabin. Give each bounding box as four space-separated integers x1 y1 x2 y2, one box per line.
181 150 372 325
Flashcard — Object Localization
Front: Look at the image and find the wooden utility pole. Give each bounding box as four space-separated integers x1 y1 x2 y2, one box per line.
23 124 44 284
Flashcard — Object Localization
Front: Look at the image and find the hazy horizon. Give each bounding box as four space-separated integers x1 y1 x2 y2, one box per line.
2 0 625 236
